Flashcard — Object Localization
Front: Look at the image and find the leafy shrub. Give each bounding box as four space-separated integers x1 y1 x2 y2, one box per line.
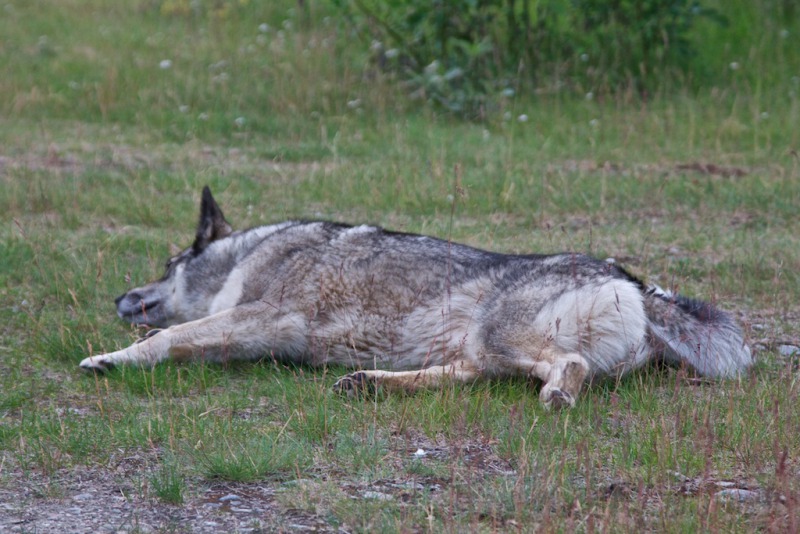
335 0 725 115
570 0 727 90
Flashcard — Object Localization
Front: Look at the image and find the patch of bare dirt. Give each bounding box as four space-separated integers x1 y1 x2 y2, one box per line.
0 143 336 181
0 153 84 174
0 145 156 177
0 461 319 533
546 159 751 178
675 162 748 178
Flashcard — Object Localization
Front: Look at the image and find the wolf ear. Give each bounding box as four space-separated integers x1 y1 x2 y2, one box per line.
193 186 233 253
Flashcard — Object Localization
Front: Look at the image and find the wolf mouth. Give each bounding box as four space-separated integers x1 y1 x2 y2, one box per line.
115 292 161 323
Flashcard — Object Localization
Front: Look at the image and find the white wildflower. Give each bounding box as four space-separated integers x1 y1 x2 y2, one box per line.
424 60 440 75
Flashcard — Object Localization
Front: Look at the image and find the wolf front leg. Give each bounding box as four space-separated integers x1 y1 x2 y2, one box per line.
79 303 308 372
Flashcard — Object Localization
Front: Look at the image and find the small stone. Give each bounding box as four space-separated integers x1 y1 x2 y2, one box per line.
389 481 424 491
362 490 393 501
715 488 760 502
670 471 689 480
778 345 799 357
219 494 242 502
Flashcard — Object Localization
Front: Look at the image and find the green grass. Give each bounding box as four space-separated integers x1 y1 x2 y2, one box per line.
149 454 185 504
1 0 799 531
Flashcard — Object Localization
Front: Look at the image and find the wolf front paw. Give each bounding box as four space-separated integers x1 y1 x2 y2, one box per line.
332 372 378 397
79 355 115 374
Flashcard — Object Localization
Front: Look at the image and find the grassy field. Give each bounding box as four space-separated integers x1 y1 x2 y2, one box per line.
1 1 800 531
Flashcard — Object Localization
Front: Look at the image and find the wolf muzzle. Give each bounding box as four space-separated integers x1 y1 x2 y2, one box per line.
115 291 162 324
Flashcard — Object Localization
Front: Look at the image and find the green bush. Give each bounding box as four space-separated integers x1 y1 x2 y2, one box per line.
571 0 727 89
335 0 726 115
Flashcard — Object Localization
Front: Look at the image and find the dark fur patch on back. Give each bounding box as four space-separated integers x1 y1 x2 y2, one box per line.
651 291 727 324
608 264 647 291
672 294 726 323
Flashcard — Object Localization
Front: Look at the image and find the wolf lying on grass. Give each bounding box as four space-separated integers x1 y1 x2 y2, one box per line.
80 187 752 408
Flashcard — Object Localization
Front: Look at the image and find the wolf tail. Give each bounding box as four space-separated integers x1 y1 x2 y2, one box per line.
643 286 752 378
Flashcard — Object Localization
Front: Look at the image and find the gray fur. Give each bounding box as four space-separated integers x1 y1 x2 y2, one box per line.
81 187 752 408
644 291 751 378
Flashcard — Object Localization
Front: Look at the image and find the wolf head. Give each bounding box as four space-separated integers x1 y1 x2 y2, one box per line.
115 186 235 327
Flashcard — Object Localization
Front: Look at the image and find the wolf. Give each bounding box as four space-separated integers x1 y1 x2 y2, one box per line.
80 187 752 408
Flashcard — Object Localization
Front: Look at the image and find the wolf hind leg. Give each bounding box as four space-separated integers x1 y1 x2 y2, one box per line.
495 347 590 410
332 360 480 396
535 352 590 410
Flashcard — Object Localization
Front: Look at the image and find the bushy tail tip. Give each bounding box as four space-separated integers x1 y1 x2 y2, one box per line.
644 286 751 378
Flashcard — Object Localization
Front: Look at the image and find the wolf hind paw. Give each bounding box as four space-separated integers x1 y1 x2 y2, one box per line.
541 387 575 410
79 356 115 374
332 372 378 398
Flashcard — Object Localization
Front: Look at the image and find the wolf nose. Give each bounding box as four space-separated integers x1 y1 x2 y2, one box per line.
116 291 145 309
